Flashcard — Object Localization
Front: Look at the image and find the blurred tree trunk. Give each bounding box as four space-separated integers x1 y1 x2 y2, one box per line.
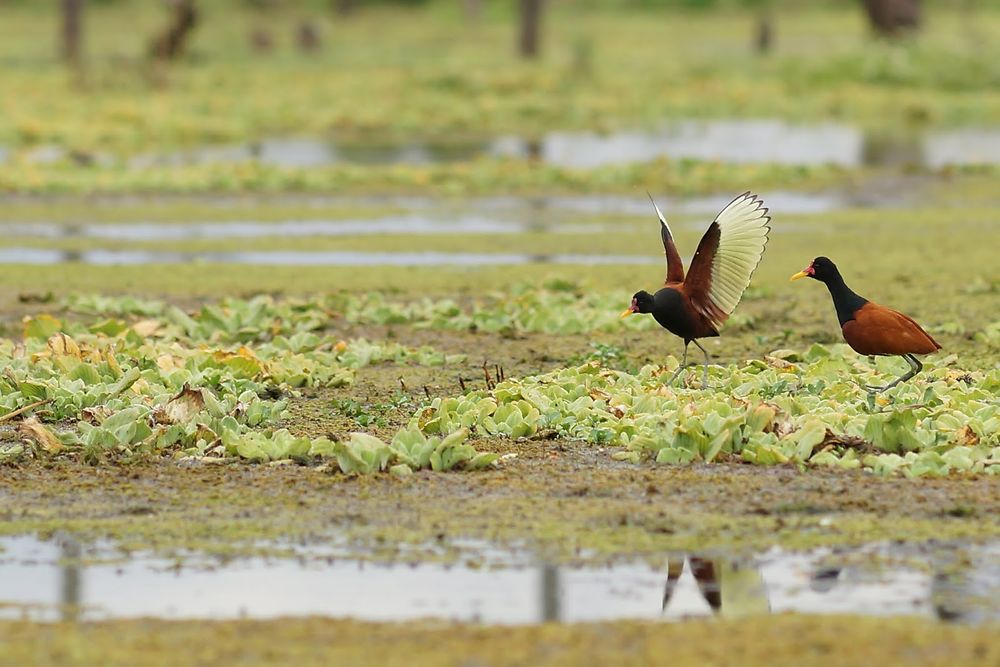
149 0 199 61
464 0 482 22
518 0 543 59
250 28 274 53
297 22 322 53
754 12 773 54
333 0 355 17
61 0 83 68
861 0 922 37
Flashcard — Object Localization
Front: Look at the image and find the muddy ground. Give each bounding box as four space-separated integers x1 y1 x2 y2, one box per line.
2 320 997 564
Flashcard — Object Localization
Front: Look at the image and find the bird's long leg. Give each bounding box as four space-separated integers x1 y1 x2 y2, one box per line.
692 339 713 389
866 354 923 393
665 340 691 386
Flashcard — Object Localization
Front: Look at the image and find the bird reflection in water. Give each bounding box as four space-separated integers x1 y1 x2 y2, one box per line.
662 555 770 618
658 550 995 623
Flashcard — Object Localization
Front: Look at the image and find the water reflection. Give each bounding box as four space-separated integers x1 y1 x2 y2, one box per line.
114 122 1000 170
923 129 1000 169
662 548 1000 624
4 122 1000 170
543 121 862 168
1 536 996 624
59 536 82 623
0 248 659 267
0 217 626 242
0 187 912 265
661 555 769 618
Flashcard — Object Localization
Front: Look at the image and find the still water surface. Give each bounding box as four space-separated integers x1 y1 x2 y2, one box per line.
7 120 1000 170
1 536 995 625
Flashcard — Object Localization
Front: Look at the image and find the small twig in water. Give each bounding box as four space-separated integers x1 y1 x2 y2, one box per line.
458 377 467 392
0 399 52 423
423 385 431 399
398 377 407 392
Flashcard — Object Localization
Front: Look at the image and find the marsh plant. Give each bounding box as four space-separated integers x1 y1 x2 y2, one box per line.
4 292 998 478
412 346 1000 478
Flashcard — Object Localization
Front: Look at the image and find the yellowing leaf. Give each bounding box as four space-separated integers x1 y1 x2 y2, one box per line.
105 348 123 377
19 417 62 454
47 333 82 358
23 314 62 340
156 354 183 371
131 319 162 337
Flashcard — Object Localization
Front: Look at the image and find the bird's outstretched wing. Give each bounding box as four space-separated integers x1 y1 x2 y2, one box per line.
684 192 770 328
648 193 685 285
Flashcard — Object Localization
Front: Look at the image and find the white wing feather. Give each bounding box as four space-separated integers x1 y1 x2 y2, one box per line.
707 192 770 317
647 191 674 238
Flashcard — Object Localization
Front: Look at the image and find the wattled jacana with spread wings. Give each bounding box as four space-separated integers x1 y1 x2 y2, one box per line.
621 192 771 387
790 257 941 393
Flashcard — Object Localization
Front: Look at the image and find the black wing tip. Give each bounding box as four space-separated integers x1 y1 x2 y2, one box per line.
723 190 762 212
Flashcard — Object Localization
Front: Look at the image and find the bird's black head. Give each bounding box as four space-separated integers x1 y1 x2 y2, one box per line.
620 290 654 318
791 256 840 283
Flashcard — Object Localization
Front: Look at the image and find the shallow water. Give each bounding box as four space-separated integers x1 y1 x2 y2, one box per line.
116 122 1000 170
0 189 840 266
0 536 996 624
0 218 623 242
0 248 660 266
7 121 1000 170
0 185 908 263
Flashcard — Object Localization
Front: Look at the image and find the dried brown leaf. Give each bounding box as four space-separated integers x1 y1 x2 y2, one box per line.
19 417 63 454
154 384 206 425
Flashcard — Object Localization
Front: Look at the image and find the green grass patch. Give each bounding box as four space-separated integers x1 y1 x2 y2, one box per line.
4 5 1000 157
0 157 854 196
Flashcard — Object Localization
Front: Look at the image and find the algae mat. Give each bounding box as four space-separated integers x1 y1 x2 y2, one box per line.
1 615 997 667
2 448 998 563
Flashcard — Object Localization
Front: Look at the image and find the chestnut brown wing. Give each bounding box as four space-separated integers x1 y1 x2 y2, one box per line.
684 192 770 328
842 302 941 356
648 193 685 285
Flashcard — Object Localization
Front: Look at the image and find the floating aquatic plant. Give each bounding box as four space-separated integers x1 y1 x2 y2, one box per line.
1 301 468 469
410 344 1000 477
18 292 999 477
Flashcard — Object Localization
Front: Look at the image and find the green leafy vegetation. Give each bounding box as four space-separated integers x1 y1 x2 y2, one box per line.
324 428 497 476
6 291 993 477
334 286 662 335
0 295 484 472
0 4 998 655
412 346 1000 477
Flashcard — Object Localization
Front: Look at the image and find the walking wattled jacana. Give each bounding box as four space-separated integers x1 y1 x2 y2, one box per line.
790 256 941 393
621 192 771 387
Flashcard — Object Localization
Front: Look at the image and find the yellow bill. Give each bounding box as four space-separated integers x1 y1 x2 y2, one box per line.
789 270 810 282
